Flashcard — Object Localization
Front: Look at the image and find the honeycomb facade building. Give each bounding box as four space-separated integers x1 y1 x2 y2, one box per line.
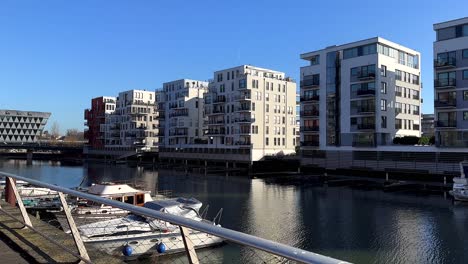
0 110 51 143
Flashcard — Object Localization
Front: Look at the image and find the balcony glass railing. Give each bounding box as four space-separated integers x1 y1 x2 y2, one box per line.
301 141 319 147
434 57 456 68
434 78 456 88
436 120 457 128
300 95 319 102
301 110 319 117
434 99 457 108
357 123 375 130
300 79 320 87
300 126 319 132
356 89 375 96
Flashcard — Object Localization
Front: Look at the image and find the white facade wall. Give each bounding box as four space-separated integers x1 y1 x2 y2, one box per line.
205 65 297 161
300 37 421 151
106 90 158 148
162 79 208 147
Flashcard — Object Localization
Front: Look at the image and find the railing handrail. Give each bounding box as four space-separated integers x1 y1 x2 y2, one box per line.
0 171 348 264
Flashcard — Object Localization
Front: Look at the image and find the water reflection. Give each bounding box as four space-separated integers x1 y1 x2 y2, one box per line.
1 160 468 263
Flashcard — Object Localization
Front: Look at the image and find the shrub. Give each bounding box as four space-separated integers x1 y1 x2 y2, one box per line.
418 136 430 145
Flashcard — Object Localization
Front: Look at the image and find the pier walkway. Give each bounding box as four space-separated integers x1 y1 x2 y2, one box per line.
0 200 123 264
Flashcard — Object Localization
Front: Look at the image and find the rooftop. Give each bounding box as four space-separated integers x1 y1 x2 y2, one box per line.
433 17 468 30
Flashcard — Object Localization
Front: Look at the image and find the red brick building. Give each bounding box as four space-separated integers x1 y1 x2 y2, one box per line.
84 96 116 148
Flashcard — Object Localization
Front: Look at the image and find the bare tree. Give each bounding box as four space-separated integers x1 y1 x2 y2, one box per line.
65 128 84 142
50 122 60 140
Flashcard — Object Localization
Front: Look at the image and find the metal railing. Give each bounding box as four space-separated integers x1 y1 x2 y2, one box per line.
0 171 348 264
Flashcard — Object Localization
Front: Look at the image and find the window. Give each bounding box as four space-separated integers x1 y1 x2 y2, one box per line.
266 104 269 112
266 138 269 145
464 70 468 80
381 82 387 94
310 55 320 65
239 79 246 89
464 91 468 101
381 116 387 129
438 27 456 41
463 49 468 59
350 67 358 76
380 99 387 111
464 112 468 121
381 65 387 77
217 73 223 82
395 70 402 81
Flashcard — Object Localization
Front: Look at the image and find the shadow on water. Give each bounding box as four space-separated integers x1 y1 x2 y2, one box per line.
1 160 468 263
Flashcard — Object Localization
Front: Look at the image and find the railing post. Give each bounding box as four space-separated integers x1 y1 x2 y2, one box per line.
6 177 32 228
57 192 91 263
179 226 199 264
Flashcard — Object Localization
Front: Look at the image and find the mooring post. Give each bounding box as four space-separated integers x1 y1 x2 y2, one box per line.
26 149 33 165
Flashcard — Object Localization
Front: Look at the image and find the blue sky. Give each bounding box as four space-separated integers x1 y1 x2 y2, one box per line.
0 0 467 133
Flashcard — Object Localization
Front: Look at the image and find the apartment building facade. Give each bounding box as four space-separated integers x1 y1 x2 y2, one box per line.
300 37 421 151
204 65 297 161
433 17 468 147
421 114 435 138
84 96 116 148
159 79 208 147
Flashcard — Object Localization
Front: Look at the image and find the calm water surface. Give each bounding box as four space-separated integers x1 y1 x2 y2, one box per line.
0 159 466 264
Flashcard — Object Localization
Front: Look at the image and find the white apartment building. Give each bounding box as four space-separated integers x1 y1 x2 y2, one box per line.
160 79 208 147
106 90 158 149
433 17 468 147
300 37 421 150
204 65 297 161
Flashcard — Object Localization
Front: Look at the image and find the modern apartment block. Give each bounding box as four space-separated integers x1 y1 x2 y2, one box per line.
84 96 116 148
204 65 297 161
159 79 208 147
84 90 158 150
300 37 421 151
433 17 468 147
0 110 50 143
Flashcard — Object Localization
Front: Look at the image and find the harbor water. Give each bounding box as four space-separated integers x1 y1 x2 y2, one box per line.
0 159 466 264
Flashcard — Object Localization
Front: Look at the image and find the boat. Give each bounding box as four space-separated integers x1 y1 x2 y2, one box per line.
56 183 155 231
77 198 224 257
449 162 468 201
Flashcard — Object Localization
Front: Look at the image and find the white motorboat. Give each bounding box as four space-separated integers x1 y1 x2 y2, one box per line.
77 198 224 257
56 183 154 231
449 162 468 201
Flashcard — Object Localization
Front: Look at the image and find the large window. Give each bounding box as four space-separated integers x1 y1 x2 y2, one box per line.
438 27 456 41
343 44 376 59
464 70 468 80
310 55 320 65
463 49 468 59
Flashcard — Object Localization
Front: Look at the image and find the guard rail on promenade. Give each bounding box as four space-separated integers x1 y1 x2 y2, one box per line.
0 171 349 264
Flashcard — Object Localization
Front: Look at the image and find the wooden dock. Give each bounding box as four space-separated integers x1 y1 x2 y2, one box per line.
0 201 124 264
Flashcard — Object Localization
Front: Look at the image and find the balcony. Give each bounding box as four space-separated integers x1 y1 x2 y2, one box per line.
300 79 320 88
207 109 225 115
434 99 457 108
434 78 456 89
357 123 375 130
413 95 420 100
353 107 375 115
300 95 319 102
413 110 420 115
300 126 320 132
436 120 457 128
235 106 251 112
208 119 225 125
234 141 252 147
213 96 226 104
395 108 402 115
395 91 402 97
301 141 319 147
234 117 255 123
235 94 251 101
169 130 188 136
357 72 376 81
169 110 189 117
434 57 456 69
356 89 375 97
206 129 226 135
301 110 320 117
352 141 375 147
